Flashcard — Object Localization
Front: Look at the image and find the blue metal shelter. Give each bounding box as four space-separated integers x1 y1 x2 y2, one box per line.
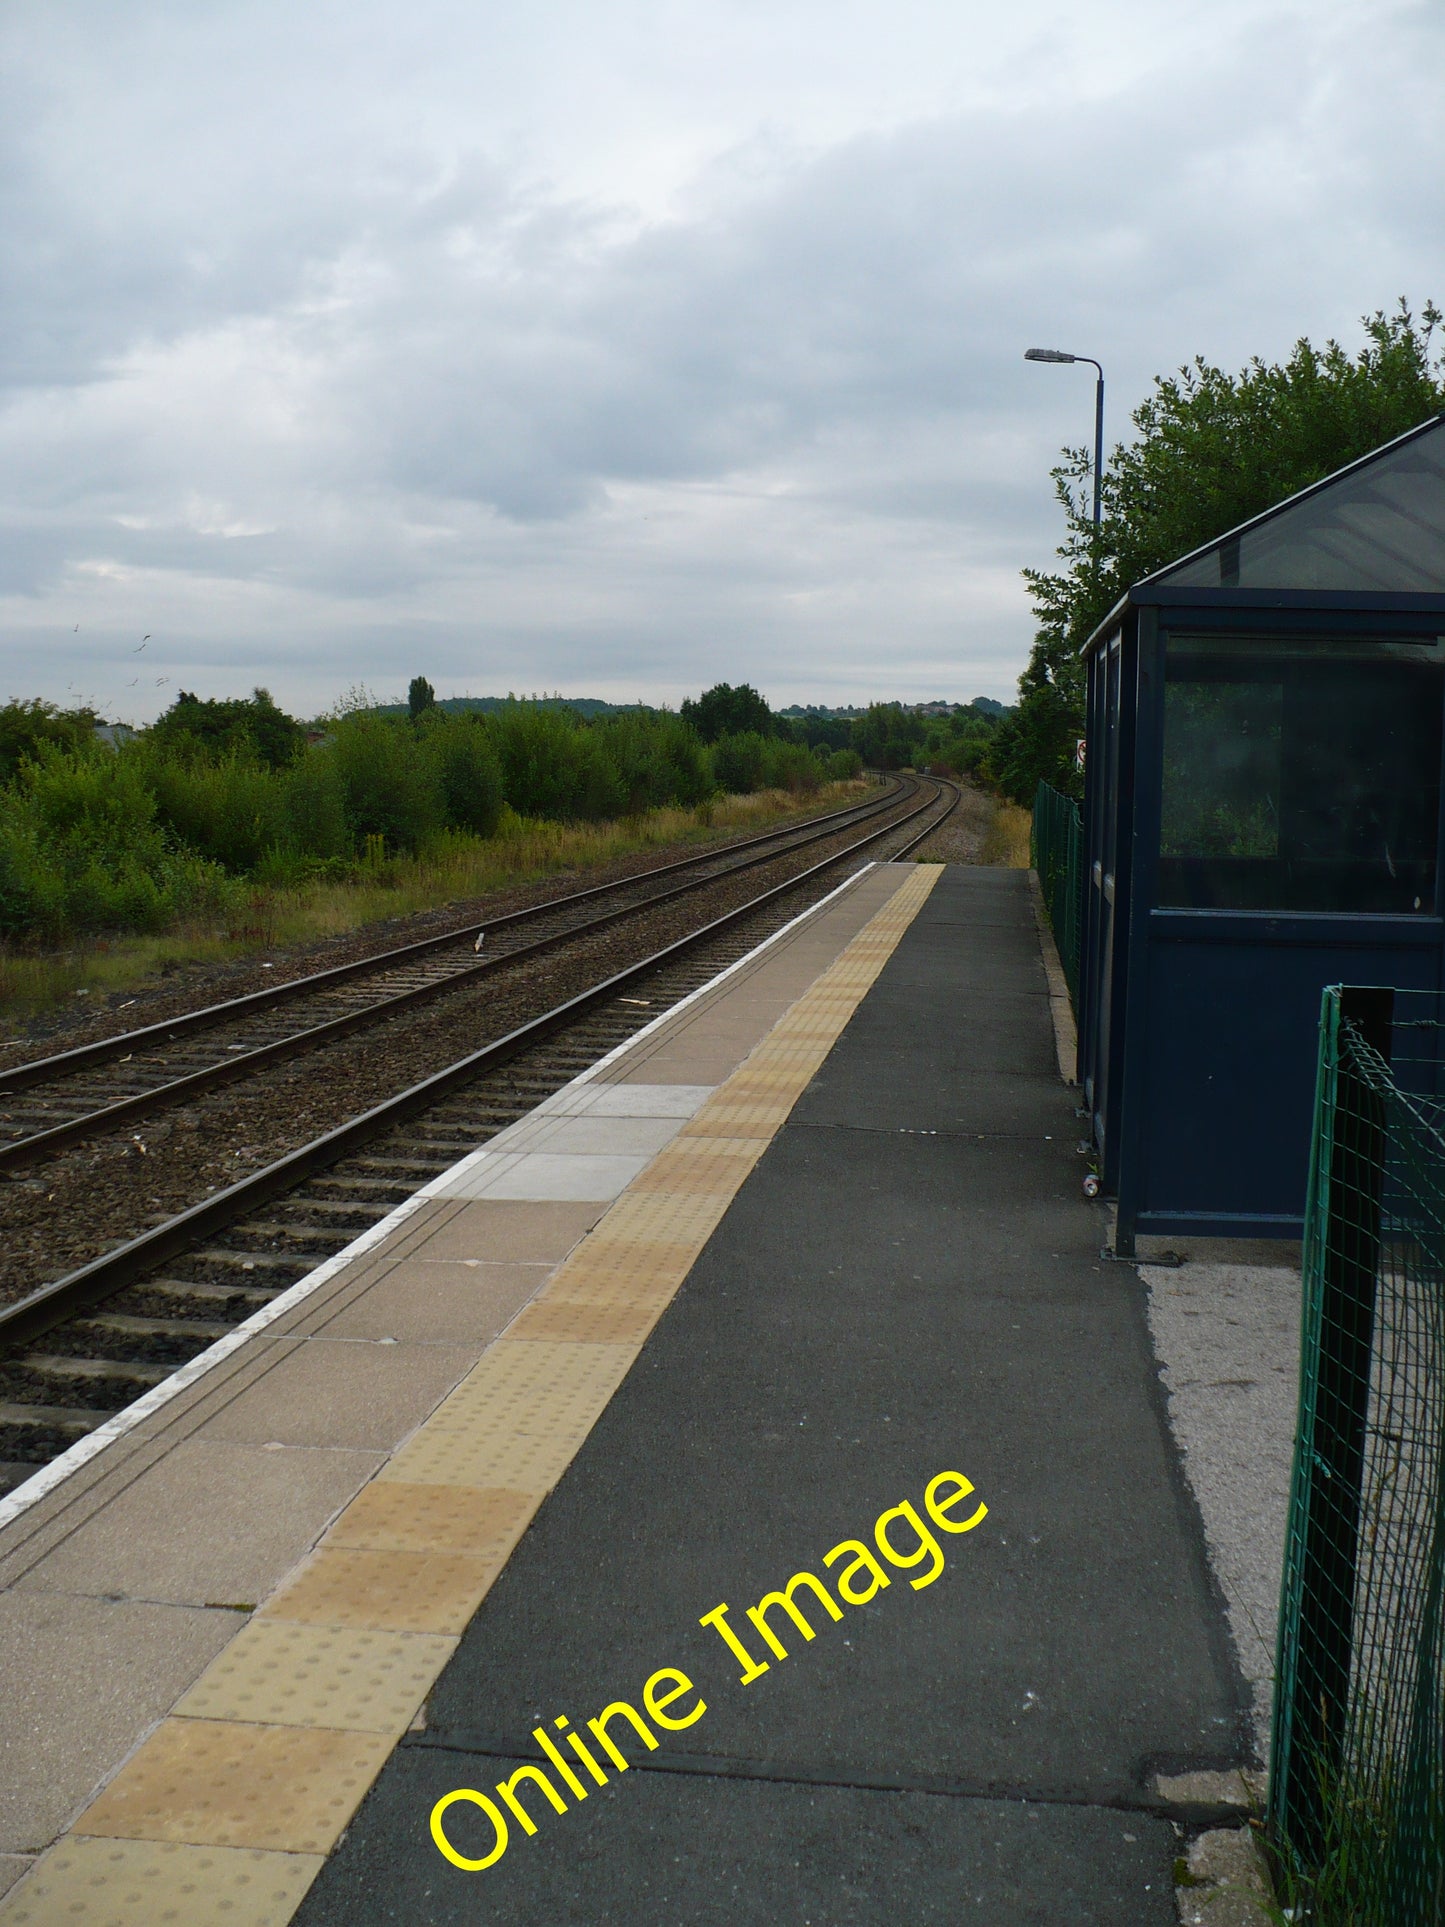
1077 413 1445 1252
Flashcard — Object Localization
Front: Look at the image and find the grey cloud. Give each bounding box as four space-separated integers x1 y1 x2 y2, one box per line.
2 0 1443 719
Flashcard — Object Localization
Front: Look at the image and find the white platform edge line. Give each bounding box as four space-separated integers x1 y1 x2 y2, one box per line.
0 861 880 1534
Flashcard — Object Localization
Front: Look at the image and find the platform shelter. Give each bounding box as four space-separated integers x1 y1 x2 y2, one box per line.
1077 413 1445 1251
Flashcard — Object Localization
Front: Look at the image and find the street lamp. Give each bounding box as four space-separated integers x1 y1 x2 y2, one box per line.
1025 348 1105 528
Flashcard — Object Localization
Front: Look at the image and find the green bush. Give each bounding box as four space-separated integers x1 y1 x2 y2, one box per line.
711 731 769 793
425 718 504 837
0 689 827 947
0 699 103 784
825 747 863 781
591 713 713 814
0 745 236 943
148 688 304 769
488 703 592 819
331 713 445 853
760 739 823 794
281 747 351 862
144 753 290 872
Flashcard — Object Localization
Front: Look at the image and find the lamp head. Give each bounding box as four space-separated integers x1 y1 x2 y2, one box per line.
1024 348 1077 363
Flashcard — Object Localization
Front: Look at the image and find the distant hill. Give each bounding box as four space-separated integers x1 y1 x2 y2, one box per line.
368 695 653 720
777 698 1011 720
371 694 1013 722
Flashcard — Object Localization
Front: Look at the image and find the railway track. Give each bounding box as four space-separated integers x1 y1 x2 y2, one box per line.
0 779 908 1170
0 777 957 1497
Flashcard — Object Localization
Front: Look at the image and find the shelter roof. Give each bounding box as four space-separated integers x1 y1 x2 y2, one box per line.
1082 412 1445 652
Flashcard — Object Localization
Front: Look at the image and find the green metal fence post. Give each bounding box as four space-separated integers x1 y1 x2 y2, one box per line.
1031 779 1083 1012
1280 984 1394 1864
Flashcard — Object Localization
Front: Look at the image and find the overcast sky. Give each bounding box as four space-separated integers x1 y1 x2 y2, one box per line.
3 1 1442 722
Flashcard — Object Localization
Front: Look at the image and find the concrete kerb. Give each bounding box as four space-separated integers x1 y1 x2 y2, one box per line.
1026 868 1077 1085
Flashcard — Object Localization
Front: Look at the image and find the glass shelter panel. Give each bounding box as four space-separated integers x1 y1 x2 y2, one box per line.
1155 417 1445 592
1158 634 1443 913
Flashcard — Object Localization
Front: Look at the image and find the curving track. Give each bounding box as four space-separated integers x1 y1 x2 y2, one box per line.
0 777 957 1495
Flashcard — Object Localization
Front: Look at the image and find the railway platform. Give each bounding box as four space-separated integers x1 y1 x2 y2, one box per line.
0 860 1250 1924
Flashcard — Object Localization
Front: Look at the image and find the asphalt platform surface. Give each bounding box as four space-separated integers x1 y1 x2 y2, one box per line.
296 866 1250 1924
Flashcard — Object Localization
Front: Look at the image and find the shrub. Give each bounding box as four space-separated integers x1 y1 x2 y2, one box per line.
148 687 305 769
281 747 351 862
0 700 102 784
0 745 235 943
144 753 289 873
590 713 713 814
426 718 504 837
760 739 823 794
487 703 591 819
711 731 769 794
330 713 445 853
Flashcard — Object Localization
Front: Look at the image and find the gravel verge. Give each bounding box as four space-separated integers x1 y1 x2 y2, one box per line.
1142 1251 1302 1761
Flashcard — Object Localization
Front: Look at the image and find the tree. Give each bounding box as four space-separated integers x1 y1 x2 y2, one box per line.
147 688 304 769
0 699 101 784
427 716 503 836
408 675 437 720
1000 299 1445 803
681 682 774 743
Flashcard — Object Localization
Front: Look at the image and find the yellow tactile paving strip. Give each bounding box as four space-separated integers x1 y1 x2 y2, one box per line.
3 1838 323 1927
173 1622 455 1735
79 1722 393 1853
2 863 940 1926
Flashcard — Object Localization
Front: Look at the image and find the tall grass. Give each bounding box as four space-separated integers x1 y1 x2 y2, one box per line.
985 799 1033 867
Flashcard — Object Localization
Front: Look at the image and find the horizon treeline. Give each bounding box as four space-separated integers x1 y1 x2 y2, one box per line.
0 683 897 947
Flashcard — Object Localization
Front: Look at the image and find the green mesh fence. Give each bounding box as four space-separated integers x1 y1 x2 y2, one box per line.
1030 780 1083 1008
1270 985 1445 1923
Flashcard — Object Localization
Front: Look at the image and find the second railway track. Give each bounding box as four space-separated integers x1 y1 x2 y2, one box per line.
0 778 958 1496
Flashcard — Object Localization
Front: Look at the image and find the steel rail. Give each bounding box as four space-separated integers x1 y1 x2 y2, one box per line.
0 778 956 1352
0 780 924 1171
0 779 904 1097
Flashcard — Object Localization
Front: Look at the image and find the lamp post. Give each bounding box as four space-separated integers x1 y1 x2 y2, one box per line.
1025 348 1105 528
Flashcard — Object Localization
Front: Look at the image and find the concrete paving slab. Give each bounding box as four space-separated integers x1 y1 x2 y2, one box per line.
0 1591 245 1852
488 1113 686 1158
79 1718 393 1854
298 1259 548 1345
260 1548 497 1635
0 1837 324 1927
16 1440 381 1608
296 1745 1182 1925
326 1483 535 1559
609 1040 779 1085
430 1152 653 1203
385 1200 607 1265
173 1621 456 1735
195 1340 482 1452
503 1297 661 1344
0 1861 28 1905
536 1083 714 1119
